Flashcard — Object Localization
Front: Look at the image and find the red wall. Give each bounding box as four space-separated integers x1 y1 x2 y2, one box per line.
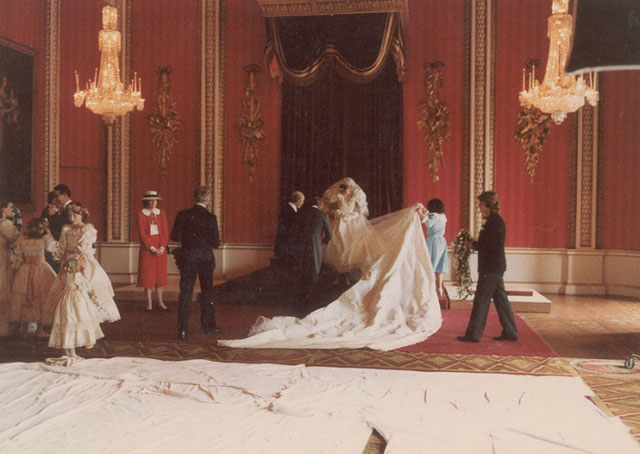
0 0 45 221
3 1 640 251
600 71 640 251
495 0 572 248
223 0 282 244
403 0 465 246
59 0 107 239
130 0 201 241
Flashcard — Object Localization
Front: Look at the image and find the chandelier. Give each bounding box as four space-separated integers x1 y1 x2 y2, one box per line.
73 3 144 124
518 0 598 125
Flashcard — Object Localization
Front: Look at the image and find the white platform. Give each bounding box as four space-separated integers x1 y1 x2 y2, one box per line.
445 284 552 313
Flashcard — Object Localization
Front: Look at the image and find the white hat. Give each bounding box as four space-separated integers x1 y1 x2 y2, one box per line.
141 190 162 201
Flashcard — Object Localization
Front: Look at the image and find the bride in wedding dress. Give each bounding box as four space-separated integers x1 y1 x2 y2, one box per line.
320 177 385 276
219 179 442 351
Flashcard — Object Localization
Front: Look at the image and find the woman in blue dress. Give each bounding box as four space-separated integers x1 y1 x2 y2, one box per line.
418 199 449 297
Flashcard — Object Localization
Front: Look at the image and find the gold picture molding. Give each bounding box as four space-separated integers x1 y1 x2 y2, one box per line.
256 0 409 30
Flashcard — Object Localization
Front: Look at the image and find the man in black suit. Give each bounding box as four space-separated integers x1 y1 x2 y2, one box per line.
53 183 73 228
171 186 221 340
274 191 304 269
457 191 518 343
296 197 332 301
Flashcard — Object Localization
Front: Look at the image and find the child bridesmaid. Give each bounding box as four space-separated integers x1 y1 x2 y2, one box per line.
46 203 120 364
10 218 57 338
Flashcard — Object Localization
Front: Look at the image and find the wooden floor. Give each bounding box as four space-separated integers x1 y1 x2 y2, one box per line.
521 294 640 359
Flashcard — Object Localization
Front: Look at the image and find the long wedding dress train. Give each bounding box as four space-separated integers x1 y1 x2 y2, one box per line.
219 205 442 351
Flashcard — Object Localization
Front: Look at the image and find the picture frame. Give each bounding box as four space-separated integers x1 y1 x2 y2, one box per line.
0 38 35 208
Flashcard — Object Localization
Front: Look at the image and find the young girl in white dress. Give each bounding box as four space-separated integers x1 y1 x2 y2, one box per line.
9 218 57 338
47 203 120 363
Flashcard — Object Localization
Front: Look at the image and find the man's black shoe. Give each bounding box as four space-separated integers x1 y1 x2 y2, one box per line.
177 330 187 340
456 335 479 343
493 335 518 342
200 327 221 335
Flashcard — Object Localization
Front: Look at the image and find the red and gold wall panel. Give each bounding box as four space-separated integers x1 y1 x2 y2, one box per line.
600 71 640 251
223 0 282 244
495 0 571 248
403 0 465 244
58 0 107 239
130 0 201 241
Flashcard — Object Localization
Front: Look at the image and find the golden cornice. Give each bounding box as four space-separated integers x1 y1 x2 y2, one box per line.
256 0 409 30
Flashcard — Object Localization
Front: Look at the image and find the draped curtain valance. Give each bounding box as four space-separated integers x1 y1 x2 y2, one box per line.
265 13 406 85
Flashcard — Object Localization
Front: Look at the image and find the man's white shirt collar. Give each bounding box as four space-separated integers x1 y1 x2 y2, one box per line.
142 208 161 216
288 202 298 212
196 203 208 209
63 200 72 208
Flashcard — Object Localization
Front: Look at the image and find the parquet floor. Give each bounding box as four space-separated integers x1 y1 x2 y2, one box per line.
521 294 640 360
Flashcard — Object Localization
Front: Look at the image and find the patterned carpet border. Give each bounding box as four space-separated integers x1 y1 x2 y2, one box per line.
573 359 640 444
0 338 574 376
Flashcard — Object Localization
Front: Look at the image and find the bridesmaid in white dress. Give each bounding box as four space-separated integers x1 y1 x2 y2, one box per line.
0 200 20 337
47 203 119 364
9 218 57 338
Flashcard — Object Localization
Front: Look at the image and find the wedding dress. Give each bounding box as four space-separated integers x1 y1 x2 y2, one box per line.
219 202 442 351
320 178 385 274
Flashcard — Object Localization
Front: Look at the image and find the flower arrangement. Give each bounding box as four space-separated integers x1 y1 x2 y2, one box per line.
88 289 100 309
451 229 474 300
62 253 83 274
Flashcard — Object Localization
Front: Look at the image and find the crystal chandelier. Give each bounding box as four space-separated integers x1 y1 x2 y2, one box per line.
73 3 144 124
518 0 598 125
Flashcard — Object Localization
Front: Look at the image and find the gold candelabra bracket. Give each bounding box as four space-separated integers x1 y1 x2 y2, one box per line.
237 64 265 181
416 61 451 182
514 105 553 181
147 66 180 174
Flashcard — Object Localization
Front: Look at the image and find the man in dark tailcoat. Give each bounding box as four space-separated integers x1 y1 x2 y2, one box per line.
457 191 518 343
274 191 304 269
53 184 73 227
171 186 221 340
296 197 332 301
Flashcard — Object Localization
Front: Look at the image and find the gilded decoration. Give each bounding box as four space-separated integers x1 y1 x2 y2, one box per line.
514 60 554 181
416 61 450 183
256 0 409 31
44 0 60 200
237 64 265 181
514 108 553 181
147 66 180 175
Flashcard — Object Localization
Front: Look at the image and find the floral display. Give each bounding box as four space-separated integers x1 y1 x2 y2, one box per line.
451 229 474 300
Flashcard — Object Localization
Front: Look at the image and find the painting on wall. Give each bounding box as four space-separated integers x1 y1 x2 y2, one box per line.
0 39 34 206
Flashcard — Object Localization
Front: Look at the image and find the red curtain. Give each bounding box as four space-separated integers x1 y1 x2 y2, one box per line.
280 59 403 218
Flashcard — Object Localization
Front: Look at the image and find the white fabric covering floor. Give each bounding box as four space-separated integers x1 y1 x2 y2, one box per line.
0 357 638 454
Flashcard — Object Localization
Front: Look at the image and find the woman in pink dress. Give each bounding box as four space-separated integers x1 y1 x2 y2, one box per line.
137 191 169 312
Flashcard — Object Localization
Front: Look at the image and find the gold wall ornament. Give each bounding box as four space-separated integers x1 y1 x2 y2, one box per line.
514 106 553 181
237 64 265 180
416 61 451 182
147 66 180 174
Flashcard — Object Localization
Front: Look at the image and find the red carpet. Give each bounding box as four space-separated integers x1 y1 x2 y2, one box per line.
399 309 557 357
104 298 556 357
